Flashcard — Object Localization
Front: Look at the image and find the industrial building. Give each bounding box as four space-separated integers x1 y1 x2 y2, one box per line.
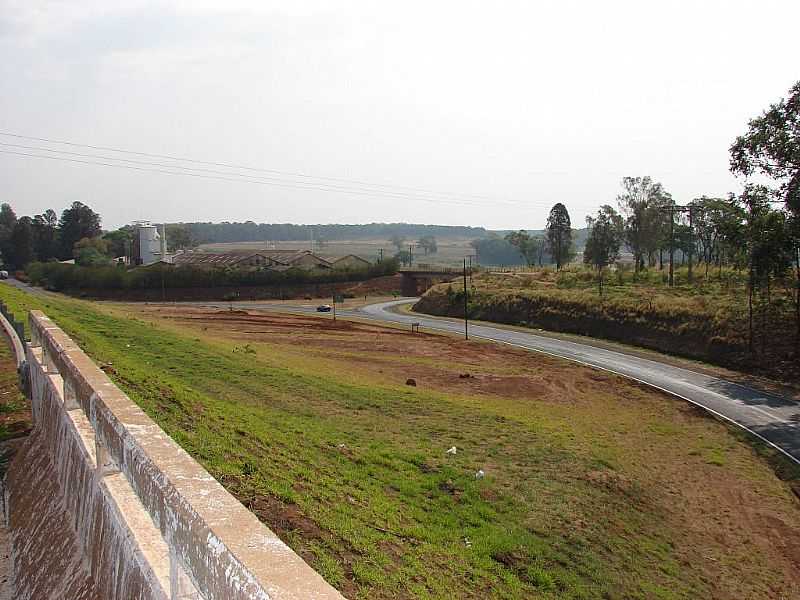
170 250 337 271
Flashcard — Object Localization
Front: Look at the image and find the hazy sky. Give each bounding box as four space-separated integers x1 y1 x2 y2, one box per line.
1 1 798 231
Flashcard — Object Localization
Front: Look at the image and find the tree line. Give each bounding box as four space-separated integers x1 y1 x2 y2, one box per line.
0 201 208 269
579 81 799 357
0 201 104 269
180 222 486 244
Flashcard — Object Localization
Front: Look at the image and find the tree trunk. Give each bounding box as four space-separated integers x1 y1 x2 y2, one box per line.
748 266 754 354
598 266 603 297
795 246 800 359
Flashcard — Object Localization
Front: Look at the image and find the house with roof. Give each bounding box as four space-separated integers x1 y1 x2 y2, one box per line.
322 254 372 269
169 250 333 271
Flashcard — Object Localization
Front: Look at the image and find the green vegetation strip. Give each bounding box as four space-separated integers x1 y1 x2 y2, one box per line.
1 285 795 599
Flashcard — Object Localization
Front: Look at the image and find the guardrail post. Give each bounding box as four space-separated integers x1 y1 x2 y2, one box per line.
95 437 120 478
30 320 40 347
170 551 203 600
64 377 80 410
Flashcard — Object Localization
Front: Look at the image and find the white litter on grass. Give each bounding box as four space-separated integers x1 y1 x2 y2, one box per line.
446 446 457 455
464 537 472 548
475 469 485 479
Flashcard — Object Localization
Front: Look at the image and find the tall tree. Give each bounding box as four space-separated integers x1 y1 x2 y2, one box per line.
583 205 624 296
417 235 438 255
103 226 135 259
739 185 792 354
9 216 35 268
730 80 800 214
0 203 17 266
545 203 572 270
59 201 101 258
32 209 60 261
616 177 672 273
731 80 800 358
389 234 406 252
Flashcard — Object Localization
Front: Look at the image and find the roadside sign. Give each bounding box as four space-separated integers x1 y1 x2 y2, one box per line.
333 294 344 304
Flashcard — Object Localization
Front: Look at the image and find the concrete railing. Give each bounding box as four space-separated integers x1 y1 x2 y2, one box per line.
0 307 25 366
9 310 345 600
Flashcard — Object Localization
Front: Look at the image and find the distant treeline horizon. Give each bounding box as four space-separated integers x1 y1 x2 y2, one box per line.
176 222 490 244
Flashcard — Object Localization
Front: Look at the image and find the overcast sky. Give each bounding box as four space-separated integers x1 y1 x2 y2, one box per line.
1 1 797 231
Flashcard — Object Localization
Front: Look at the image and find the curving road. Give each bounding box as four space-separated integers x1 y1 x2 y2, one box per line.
363 299 800 463
202 296 799 464
3 279 798 465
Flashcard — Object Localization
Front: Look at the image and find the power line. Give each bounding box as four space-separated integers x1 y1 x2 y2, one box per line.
1 149 544 210
0 130 517 206
0 141 534 209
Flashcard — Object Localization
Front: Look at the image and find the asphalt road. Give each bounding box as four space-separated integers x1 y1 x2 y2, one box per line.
195 297 800 464
3 279 798 464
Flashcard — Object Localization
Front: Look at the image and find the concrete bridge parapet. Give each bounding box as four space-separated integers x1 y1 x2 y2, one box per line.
4 310 346 600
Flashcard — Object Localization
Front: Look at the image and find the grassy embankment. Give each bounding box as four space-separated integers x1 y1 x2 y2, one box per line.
1 284 798 599
0 326 29 456
416 266 799 383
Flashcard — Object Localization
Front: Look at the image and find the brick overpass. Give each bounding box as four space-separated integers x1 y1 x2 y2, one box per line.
399 267 462 296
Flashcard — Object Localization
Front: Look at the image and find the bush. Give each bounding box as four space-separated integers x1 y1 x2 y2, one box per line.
25 258 399 291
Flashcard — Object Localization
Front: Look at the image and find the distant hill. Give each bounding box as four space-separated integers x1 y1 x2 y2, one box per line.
179 222 488 244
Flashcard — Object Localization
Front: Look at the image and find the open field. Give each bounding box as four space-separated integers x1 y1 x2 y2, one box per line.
416 266 799 383
200 237 477 267
0 283 799 599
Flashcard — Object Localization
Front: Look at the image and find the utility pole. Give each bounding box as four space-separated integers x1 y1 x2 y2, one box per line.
378 248 384 263
409 244 414 267
660 204 687 287
687 206 694 285
669 210 675 287
463 258 469 340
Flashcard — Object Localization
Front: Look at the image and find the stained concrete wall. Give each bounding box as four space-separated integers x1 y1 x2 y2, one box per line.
4 310 346 600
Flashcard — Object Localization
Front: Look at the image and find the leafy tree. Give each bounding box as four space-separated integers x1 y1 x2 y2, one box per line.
785 213 800 356
738 185 792 354
59 201 101 258
731 81 800 359
0 203 17 266
470 236 525 266
730 80 800 214
583 206 624 296
417 235 438 255
32 209 60 261
616 177 672 273
389 234 407 252
546 203 573 270
73 236 112 266
395 249 412 266
9 216 36 268
103 226 134 259
505 231 545 267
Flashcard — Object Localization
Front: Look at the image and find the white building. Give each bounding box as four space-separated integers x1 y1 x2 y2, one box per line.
132 222 167 266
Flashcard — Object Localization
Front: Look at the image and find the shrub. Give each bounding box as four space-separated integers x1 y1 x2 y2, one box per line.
25 258 399 291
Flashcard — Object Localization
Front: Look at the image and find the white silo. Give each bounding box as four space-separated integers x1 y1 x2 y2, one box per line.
133 222 163 266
